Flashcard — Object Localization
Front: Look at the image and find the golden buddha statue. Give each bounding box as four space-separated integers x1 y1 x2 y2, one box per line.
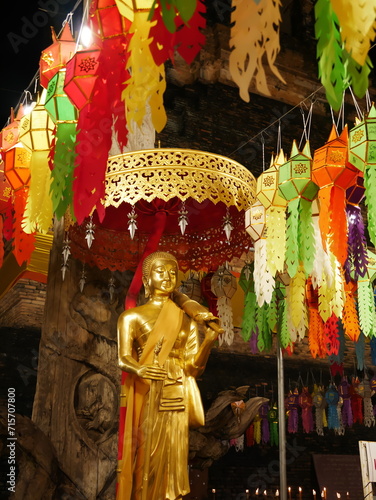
117 251 221 500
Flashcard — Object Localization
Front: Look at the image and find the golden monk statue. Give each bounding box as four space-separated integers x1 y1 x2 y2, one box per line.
117 251 221 500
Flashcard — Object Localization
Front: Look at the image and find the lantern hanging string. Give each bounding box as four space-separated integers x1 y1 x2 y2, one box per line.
348 86 363 120
261 132 266 171
298 99 314 149
229 86 324 157
338 91 346 132
329 106 338 136
366 89 372 113
276 119 282 156
75 0 90 50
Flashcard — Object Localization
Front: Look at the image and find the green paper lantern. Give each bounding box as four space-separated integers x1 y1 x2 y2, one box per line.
349 104 376 172
45 69 78 123
278 141 319 202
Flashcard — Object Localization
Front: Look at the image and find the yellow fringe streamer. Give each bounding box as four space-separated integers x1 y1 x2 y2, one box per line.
331 0 376 66
22 151 53 234
266 206 286 275
229 0 285 102
122 12 167 132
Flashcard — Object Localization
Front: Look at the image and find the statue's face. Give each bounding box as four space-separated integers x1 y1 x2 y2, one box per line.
148 258 177 296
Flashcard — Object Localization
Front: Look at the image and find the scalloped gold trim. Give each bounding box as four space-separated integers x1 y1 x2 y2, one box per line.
105 148 256 210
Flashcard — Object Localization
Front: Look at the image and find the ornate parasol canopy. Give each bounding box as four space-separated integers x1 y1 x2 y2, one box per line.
68 148 256 273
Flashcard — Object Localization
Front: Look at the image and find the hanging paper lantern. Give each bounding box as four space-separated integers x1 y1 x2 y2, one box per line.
3 143 34 264
115 0 153 21
278 141 319 278
64 47 101 110
246 200 274 306
19 92 55 151
338 376 353 428
267 404 278 446
45 69 78 123
286 388 299 433
1 106 25 152
349 105 376 173
211 264 237 345
39 23 76 89
45 69 78 219
90 0 132 41
178 272 203 303
349 105 376 248
312 384 327 436
245 199 266 241
325 383 340 430
19 90 55 233
256 150 287 276
298 386 314 433
312 125 359 265
3 144 31 190
0 161 12 267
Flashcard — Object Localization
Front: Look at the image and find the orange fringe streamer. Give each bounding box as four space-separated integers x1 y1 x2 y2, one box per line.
13 188 35 266
329 185 347 265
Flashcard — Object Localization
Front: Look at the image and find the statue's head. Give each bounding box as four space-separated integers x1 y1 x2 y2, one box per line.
142 252 178 298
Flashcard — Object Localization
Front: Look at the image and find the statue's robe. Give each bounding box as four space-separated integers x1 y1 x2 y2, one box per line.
117 299 204 500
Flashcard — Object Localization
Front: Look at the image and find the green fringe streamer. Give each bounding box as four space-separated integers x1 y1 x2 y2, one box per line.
285 198 300 278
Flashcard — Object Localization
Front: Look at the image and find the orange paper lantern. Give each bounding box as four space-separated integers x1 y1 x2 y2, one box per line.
1 106 25 152
3 144 31 191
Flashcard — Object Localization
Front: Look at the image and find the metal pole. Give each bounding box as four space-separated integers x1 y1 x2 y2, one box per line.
277 340 287 500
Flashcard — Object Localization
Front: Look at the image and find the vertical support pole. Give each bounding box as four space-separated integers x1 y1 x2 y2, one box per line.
277 341 287 500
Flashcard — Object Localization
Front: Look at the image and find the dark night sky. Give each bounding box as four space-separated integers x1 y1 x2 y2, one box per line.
0 0 83 128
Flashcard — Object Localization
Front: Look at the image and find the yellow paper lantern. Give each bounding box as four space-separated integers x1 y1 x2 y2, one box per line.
115 0 153 21
256 150 287 209
245 200 266 242
19 90 55 152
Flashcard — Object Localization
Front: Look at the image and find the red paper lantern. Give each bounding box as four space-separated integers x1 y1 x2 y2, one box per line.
64 47 101 110
90 0 132 40
3 144 31 191
39 23 76 89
